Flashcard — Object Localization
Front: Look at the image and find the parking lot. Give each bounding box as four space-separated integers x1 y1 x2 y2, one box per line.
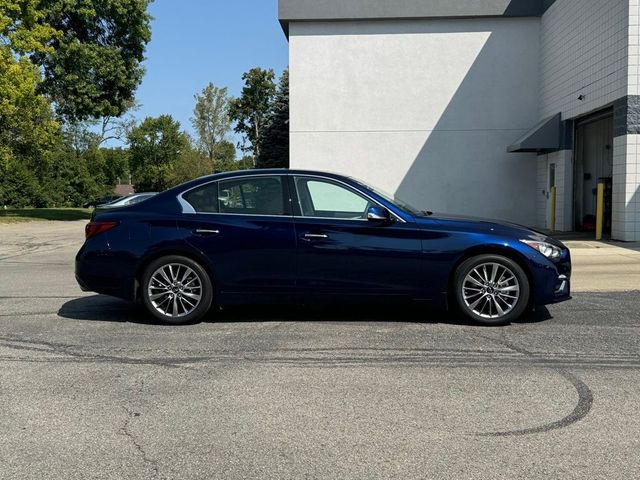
1 221 639 479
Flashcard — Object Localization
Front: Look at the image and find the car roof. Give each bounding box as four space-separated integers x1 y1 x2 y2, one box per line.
189 169 349 184
128 170 360 214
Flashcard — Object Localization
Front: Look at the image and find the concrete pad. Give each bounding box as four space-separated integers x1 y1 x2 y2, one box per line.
563 240 640 292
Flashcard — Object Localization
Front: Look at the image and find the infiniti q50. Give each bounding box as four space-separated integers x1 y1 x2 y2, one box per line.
75 170 571 326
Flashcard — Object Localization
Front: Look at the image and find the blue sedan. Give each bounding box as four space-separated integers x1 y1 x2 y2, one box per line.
75 170 571 325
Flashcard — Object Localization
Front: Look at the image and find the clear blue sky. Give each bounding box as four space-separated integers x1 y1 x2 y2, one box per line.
124 0 288 149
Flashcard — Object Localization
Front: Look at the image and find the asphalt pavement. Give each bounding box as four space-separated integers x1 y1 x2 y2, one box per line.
0 221 639 479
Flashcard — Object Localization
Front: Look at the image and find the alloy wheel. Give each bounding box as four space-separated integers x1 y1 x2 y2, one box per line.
147 263 203 318
461 262 520 319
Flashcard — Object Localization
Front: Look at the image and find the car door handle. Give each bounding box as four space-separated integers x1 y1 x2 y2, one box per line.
194 229 220 235
303 233 328 240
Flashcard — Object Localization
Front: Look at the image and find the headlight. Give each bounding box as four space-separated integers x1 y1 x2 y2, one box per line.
520 239 562 259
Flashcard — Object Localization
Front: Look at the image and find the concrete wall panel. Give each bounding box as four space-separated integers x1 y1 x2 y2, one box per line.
289 18 540 224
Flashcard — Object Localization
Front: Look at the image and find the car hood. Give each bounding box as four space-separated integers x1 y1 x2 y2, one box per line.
414 213 565 247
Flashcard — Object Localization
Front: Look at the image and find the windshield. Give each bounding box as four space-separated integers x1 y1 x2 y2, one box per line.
351 179 425 216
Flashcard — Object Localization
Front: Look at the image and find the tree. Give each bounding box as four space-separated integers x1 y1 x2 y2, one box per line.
191 83 231 164
0 45 59 206
256 69 289 169
0 0 152 205
101 148 130 186
96 104 139 146
169 146 210 186
31 0 152 122
229 68 276 162
128 115 190 192
0 1 58 56
0 158 42 207
212 140 237 172
0 52 59 167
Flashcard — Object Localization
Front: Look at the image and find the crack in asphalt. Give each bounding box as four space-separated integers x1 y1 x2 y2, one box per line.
118 382 160 479
474 331 594 437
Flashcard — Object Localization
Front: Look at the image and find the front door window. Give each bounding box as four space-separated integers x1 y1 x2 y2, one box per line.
294 177 369 219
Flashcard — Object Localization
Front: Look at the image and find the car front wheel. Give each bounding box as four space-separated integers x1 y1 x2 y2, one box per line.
141 255 213 325
453 254 530 326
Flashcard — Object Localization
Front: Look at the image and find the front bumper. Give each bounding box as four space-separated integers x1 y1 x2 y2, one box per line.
534 248 572 305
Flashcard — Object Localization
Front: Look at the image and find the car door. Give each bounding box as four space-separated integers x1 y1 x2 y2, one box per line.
177 174 296 300
291 175 425 299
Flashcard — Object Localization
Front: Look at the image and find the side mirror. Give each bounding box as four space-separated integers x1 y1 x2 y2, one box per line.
367 205 391 222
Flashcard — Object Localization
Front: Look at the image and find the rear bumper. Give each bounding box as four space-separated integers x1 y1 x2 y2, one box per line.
75 272 91 292
75 244 137 301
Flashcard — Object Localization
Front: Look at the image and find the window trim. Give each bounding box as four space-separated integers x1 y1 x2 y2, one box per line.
177 173 292 218
177 172 406 223
290 174 406 223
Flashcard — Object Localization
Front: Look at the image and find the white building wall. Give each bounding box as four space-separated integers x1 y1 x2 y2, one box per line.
540 0 630 120
629 0 640 97
618 2 640 240
612 134 640 241
289 18 540 225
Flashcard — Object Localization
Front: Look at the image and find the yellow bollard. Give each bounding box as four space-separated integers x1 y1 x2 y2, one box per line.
550 186 556 234
595 182 604 241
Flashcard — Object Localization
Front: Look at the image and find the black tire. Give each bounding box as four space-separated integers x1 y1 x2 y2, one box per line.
141 255 213 325
453 254 530 326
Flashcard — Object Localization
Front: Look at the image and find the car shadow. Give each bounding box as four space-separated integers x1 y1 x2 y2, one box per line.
58 295 156 325
58 295 553 327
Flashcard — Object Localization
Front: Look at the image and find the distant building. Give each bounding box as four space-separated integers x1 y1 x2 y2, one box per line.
279 0 640 240
114 184 135 196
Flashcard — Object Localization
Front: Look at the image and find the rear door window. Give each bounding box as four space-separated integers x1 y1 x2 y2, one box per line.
217 176 286 216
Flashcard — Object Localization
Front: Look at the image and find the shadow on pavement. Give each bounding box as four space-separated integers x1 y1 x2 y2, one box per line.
58 295 553 327
58 295 155 325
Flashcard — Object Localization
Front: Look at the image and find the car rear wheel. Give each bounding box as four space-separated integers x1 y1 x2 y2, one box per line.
141 256 213 325
453 254 530 326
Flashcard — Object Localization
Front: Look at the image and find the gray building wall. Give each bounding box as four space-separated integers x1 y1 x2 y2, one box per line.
289 17 540 224
279 0 553 23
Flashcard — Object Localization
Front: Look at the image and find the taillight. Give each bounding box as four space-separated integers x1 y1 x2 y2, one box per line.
85 221 119 239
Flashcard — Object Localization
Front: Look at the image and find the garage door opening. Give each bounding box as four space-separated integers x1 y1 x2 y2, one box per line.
573 110 613 236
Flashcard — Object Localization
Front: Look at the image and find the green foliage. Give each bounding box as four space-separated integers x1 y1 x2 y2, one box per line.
0 0 151 207
0 51 59 167
257 69 289 169
128 115 190 192
229 67 276 159
0 0 58 55
212 140 237 172
101 147 130 185
238 156 254 170
31 0 152 122
191 83 232 161
0 159 42 207
169 146 212 186
39 149 108 207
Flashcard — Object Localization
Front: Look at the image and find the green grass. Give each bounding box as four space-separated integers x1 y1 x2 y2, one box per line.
0 208 92 223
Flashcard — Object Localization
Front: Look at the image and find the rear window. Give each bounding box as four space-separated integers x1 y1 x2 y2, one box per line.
183 182 219 213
